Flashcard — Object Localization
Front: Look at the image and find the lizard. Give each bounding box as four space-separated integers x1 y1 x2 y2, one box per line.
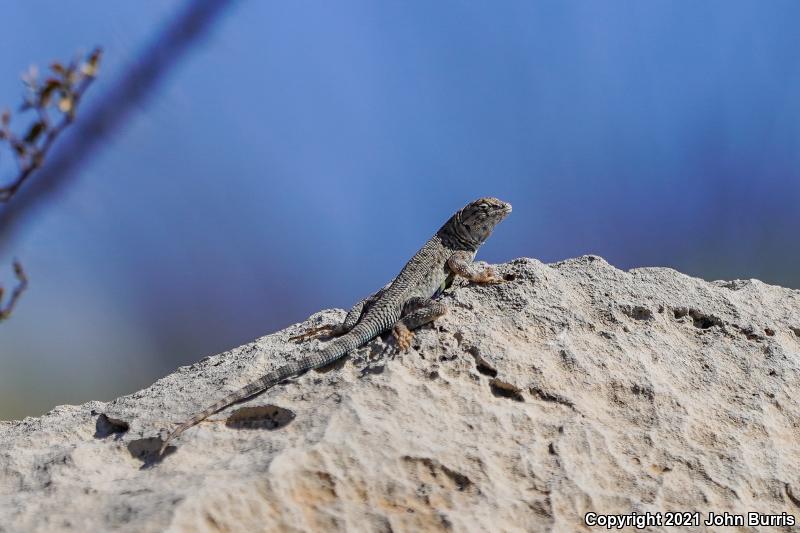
158 196 512 455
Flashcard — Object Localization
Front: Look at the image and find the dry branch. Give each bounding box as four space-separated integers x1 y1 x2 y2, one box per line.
0 49 101 321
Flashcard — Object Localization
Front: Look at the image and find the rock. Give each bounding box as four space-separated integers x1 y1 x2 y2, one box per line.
2 256 800 532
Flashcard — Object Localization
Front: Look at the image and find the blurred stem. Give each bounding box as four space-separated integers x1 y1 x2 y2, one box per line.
0 260 27 321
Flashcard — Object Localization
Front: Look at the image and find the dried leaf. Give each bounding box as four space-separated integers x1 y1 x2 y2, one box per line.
1 109 9 127
81 62 97 77
42 78 60 90
23 121 45 143
50 62 65 75
88 48 102 65
40 79 61 107
58 95 73 114
81 48 102 78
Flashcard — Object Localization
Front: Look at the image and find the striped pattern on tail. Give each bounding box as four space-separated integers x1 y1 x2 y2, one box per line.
158 323 379 455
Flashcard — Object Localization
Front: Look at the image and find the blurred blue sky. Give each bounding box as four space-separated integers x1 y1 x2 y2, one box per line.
1 1 799 418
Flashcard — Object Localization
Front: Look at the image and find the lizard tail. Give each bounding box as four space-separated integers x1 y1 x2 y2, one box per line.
158 368 285 455
158 330 367 455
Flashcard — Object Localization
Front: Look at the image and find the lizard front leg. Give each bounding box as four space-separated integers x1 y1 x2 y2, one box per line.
447 250 504 284
392 299 447 351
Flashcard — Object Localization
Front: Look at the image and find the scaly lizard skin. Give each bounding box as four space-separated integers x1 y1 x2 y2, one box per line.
159 197 512 455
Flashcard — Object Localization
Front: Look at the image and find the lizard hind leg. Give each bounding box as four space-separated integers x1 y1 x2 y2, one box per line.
392 300 447 351
290 296 369 342
289 323 342 342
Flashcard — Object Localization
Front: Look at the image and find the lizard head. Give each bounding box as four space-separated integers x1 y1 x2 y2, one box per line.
449 197 512 247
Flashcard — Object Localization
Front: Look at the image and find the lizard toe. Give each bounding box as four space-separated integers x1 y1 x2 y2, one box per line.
392 324 414 351
475 266 505 284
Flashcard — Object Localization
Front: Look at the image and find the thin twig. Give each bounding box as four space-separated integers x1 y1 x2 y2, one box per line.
0 50 101 203
0 260 28 321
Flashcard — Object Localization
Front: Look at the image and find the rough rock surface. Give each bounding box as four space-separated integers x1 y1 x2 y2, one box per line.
2 256 800 532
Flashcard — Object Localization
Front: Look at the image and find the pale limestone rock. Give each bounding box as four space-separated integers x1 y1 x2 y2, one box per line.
2 256 800 532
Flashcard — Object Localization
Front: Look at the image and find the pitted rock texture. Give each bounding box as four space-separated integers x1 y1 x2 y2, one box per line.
2 256 800 532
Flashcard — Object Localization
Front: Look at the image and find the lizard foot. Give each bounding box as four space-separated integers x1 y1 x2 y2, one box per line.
392 323 415 351
473 266 505 284
290 324 337 342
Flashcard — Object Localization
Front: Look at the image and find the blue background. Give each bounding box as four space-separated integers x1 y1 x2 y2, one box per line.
1 1 798 418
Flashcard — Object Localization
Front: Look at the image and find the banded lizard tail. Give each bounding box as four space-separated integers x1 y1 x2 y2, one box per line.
158 197 512 455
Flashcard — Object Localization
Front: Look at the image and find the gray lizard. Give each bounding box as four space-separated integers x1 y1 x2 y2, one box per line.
158 197 511 455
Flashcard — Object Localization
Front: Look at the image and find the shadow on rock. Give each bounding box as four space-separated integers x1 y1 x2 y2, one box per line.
225 405 295 431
